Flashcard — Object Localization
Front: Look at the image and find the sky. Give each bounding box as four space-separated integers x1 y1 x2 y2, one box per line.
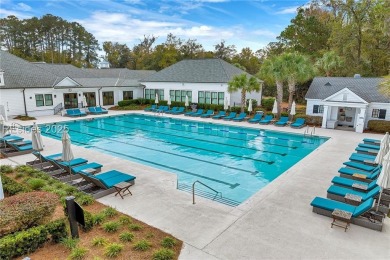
0 0 309 52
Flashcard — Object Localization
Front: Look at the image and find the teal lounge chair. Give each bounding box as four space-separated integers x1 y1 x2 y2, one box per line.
310 197 383 231
152 105 163 112
95 107 108 114
363 138 380 146
290 118 306 128
232 112 247 121
200 110 214 118
223 112 237 121
248 113 263 123
72 162 103 174
259 115 273 124
1 141 33 157
349 153 376 165
0 135 24 143
144 104 156 111
338 166 381 181
274 116 289 126
343 161 379 172
212 111 226 119
87 107 100 114
190 109 204 117
165 107 178 114
358 143 380 150
171 107 185 114
331 176 378 191
185 109 200 116
355 146 378 155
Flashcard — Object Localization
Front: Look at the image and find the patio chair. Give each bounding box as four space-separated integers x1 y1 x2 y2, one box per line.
331 176 378 191
0 135 24 143
165 107 178 114
357 143 380 150
212 111 226 119
151 105 163 112
362 138 380 146
355 146 378 155
144 104 156 112
185 109 200 116
310 197 383 231
290 118 306 128
248 113 263 124
71 162 103 174
343 161 379 172
232 112 247 122
274 116 289 126
87 107 100 115
200 110 214 118
189 109 205 117
0 141 33 157
338 166 381 182
259 115 274 124
349 153 376 165
223 112 237 121
94 107 108 114
171 107 185 114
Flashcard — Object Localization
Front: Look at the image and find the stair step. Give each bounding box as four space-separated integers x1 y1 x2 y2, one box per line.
177 183 240 207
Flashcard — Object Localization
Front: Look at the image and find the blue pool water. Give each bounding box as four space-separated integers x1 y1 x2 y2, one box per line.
41 114 328 205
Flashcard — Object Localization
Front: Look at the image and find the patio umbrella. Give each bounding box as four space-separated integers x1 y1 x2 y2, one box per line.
155 93 159 105
248 99 253 115
167 96 172 108
82 95 88 108
0 115 6 139
376 151 390 211
0 175 3 200
62 129 74 178
31 122 44 152
272 99 278 115
375 132 389 165
290 101 296 120
185 95 189 107
224 97 229 111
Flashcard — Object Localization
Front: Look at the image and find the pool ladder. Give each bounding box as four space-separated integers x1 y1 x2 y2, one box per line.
303 125 316 137
192 180 222 204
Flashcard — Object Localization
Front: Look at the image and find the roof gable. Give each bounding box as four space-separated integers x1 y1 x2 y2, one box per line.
54 77 81 88
323 87 368 103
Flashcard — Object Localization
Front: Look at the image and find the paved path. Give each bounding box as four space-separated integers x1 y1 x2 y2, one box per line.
1 111 389 259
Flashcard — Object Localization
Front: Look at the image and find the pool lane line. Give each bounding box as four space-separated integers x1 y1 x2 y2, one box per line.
61 127 265 174
44 131 240 189
101 118 289 156
120 117 298 149
133 116 307 145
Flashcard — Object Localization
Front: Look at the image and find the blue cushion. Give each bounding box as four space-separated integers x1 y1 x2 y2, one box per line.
355 147 378 154
363 138 380 144
358 143 380 150
1 135 24 142
59 158 88 167
343 161 378 172
353 198 374 217
17 144 32 151
338 167 380 179
350 153 376 160
327 185 380 201
310 197 355 214
72 162 103 173
331 176 377 190
94 170 136 188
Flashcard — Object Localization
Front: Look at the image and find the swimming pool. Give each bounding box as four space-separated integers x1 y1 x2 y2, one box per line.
42 114 328 206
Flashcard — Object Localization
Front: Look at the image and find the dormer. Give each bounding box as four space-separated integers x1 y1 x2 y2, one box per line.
0 70 4 86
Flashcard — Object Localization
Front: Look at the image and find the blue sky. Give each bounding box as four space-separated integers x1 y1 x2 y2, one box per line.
0 0 309 52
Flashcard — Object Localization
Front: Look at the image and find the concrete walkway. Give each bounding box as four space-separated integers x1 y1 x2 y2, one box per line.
1 111 389 259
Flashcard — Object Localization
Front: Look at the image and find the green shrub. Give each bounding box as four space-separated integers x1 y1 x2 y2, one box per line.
80 210 94 232
75 194 94 206
92 237 108 247
246 99 258 108
0 191 58 236
92 213 106 225
119 216 132 225
153 248 175 260
119 231 134 242
26 178 46 190
293 114 322 126
102 207 118 218
133 239 151 251
0 165 13 174
118 100 134 107
104 243 124 258
46 218 68 243
102 221 120 233
128 223 142 231
69 247 88 260
161 236 176 248
261 98 275 111
0 173 30 195
367 120 390 133
0 225 48 259
146 232 154 239
60 237 79 250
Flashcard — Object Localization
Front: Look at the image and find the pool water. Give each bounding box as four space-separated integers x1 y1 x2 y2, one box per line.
42 114 328 205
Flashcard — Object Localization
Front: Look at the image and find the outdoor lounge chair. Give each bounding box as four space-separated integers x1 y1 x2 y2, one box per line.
66 109 87 117
343 161 379 172
357 143 380 150
156 106 169 113
248 113 263 123
310 197 383 231
290 118 306 128
170 107 185 114
0 135 24 143
212 111 226 119
47 157 89 181
349 153 376 165
355 146 378 155
259 115 274 124
274 116 289 126
0 141 33 157
165 107 178 114
338 166 381 182
189 109 205 117
232 112 247 121
363 138 380 146
151 105 163 112
144 104 156 111
332 176 378 191
71 162 103 174
95 107 108 114
200 110 214 118
223 112 237 121
87 107 100 115
185 109 201 116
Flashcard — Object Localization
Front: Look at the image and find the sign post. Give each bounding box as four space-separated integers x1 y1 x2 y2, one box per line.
65 196 85 238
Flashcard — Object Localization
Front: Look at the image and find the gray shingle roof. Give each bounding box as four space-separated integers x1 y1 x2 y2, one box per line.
85 68 156 79
141 58 257 83
0 50 59 89
305 77 389 103
33 63 95 78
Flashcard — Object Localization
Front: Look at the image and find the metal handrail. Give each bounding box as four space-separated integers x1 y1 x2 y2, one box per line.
311 126 316 136
192 180 222 204
54 103 63 115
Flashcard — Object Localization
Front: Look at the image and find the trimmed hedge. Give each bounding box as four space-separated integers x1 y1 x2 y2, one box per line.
0 191 58 236
0 173 30 196
293 114 323 126
196 103 224 111
261 98 275 111
367 120 390 133
46 218 68 243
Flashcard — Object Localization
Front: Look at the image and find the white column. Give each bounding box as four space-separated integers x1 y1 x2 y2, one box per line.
355 107 366 133
321 105 329 128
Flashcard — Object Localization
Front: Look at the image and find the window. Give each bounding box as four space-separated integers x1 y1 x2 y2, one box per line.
35 94 44 107
35 94 53 107
145 89 163 101
169 90 191 102
123 91 133 100
372 109 387 119
313 105 324 114
103 91 114 105
198 91 224 104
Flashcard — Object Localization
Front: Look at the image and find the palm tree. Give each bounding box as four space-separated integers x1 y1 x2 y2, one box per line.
258 55 285 118
315 51 344 77
228 73 261 113
282 52 315 110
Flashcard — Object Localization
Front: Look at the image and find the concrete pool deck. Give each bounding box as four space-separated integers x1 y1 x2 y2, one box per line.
1 110 389 259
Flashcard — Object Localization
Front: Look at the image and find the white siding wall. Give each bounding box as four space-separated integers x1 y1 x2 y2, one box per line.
0 89 25 117
366 102 390 127
305 99 324 116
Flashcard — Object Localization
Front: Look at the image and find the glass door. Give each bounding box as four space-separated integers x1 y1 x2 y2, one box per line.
63 93 78 109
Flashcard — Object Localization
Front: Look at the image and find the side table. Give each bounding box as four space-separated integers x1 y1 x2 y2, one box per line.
344 193 362 206
331 209 352 232
113 182 133 199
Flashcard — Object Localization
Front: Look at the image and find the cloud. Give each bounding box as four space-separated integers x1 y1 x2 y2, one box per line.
0 8 31 19
275 6 299 14
16 3 32 11
252 29 277 38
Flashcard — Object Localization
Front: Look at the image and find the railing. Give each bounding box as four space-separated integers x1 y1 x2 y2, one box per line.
304 125 316 137
192 180 222 204
53 103 63 115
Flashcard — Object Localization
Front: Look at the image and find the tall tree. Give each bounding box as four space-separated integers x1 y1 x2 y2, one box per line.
232 47 261 75
214 40 236 60
228 74 261 113
378 75 390 97
315 51 344 76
